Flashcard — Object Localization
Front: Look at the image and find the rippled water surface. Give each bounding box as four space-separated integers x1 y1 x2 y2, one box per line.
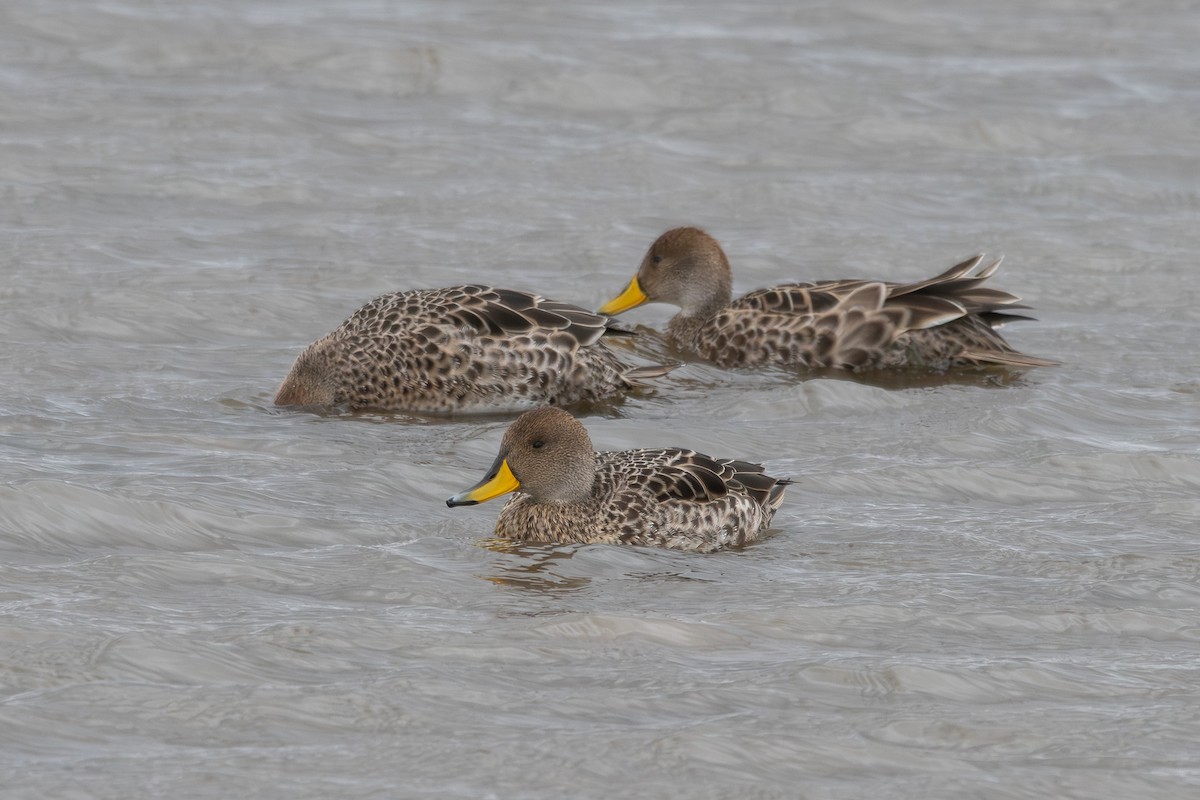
3 1 1199 797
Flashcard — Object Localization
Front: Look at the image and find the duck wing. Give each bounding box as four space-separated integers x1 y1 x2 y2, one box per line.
337 285 625 347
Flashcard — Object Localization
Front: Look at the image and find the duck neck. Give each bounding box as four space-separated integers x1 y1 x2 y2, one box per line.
674 253 733 321
536 450 599 505
667 288 728 344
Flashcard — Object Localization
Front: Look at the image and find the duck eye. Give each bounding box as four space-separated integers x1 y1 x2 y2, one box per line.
652 255 662 264
532 439 545 449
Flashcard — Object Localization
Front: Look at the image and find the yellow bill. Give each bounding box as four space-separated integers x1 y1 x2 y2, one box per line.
446 456 520 507
598 276 648 315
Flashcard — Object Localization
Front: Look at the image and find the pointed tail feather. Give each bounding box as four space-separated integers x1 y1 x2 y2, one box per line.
979 310 1037 328
959 348 1061 368
971 255 1004 281
891 255 985 297
623 363 681 382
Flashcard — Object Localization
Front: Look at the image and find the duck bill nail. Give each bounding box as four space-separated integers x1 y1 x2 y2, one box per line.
598 277 647 315
446 455 520 507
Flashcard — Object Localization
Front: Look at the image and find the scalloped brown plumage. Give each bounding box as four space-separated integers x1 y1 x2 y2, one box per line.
446 407 791 552
598 227 1057 371
275 286 676 413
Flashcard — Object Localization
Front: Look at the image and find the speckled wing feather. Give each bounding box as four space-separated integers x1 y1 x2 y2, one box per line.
630 450 738 503
276 286 675 412
336 285 618 346
689 255 1050 369
699 283 903 369
603 448 789 550
608 448 787 522
493 447 790 552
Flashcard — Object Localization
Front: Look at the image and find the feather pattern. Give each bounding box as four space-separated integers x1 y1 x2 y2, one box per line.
276 286 675 412
599 228 1057 371
448 407 790 552
497 448 790 552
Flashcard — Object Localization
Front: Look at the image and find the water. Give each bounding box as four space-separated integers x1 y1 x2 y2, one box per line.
2 1 1199 797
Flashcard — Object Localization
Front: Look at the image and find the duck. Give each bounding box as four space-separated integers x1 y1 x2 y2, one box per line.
446 406 791 552
275 285 675 413
598 227 1057 371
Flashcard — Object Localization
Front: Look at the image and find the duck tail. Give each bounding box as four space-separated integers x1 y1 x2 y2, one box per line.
958 348 1061 368
768 478 793 511
892 255 1031 323
622 362 681 383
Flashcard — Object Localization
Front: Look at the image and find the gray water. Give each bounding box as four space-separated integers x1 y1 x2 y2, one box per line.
2 1 1199 797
